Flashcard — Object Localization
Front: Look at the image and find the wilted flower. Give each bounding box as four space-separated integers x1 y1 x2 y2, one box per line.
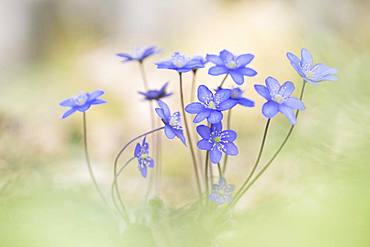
206 49 257 85
223 87 255 108
287 48 337 83
254 76 305 124
138 82 172 101
117 46 159 63
59 90 106 119
155 100 186 145
196 123 238 163
134 137 154 177
185 85 237 124
209 177 235 205
156 52 205 73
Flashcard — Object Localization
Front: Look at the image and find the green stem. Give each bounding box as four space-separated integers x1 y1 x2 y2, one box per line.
82 112 108 205
179 72 202 198
222 109 232 174
190 69 198 102
205 151 210 203
230 81 307 208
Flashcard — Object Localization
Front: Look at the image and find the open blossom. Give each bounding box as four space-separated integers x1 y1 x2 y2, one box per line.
134 137 154 177
196 123 238 163
185 85 237 124
206 49 257 85
254 76 305 125
117 46 159 63
155 100 186 145
156 52 205 73
138 82 172 101
209 177 235 205
222 87 255 108
59 90 106 119
287 48 337 84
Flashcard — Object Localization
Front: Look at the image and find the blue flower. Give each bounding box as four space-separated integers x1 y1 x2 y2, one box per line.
196 123 238 164
209 177 235 205
156 52 205 73
185 85 237 124
134 137 154 177
254 76 305 125
59 90 106 119
206 49 257 85
155 100 186 145
138 82 172 101
287 48 337 83
223 87 255 108
117 46 159 63
191 55 207 71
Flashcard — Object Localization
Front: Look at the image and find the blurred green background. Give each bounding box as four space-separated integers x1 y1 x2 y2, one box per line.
0 0 369 246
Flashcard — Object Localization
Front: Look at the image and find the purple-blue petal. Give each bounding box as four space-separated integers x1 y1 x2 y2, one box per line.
278 81 295 97
62 108 77 119
206 54 224 65
197 85 214 104
236 54 254 67
283 97 305 110
262 101 279 119
217 99 237 111
88 90 104 100
265 76 280 94
254 85 271 100
223 142 238 156
230 71 244 85
238 98 254 107
196 125 211 139
209 66 228 76
210 148 222 164
157 100 171 118
185 102 205 114
134 143 141 157
197 139 213 150
214 89 231 103
193 110 210 123
164 125 176 139
208 110 223 124
221 130 237 142
173 129 187 145
279 105 297 125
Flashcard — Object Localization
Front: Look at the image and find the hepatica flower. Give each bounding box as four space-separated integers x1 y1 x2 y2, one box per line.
254 76 305 124
209 177 235 205
117 46 159 63
191 55 207 71
206 49 257 85
224 87 255 108
155 100 186 145
138 82 172 101
185 85 237 124
287 48 337 83
134 137 154 177
196 123 238 163
156 52 205 73
59 90 106 119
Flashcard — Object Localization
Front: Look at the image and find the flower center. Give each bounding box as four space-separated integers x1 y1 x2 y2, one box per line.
73 94 88 106
208 101 216 109
172 53 187 68
169 112 182 130
214 136 221 143
225 60 237 69
273 94 285 104
306 71 314 79
141 153 148 160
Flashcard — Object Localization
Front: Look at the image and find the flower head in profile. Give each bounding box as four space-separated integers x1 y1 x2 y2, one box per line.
223 87 255 108
156 52 205 73
206 49 257 85
287 48 337 83
59 90 106 119
254 76 305 124
138 82 172 101
155 100 186 145
117 46 159 63
185 85 237 124
196 123 238 163
134 137 154 177
209 177 235 205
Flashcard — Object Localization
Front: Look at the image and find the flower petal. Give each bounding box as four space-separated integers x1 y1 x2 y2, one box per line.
134 143 141 157
279 105 297 125
221 130 237 142
262 101 279 119
206 54 224 65
284 97 305 110
174 129 187 145
211 122 223 132
193 110 210 123
209 66 228 76
223 142 238 156
208 110 223 124
210 148 222 163
254 85 271 100
197 85 214 104
88 90 104 100
62 108 77 119
278 81 295 97
197 139 213 150
236 54 254 67
220 49 234 61
214 89 231 103
265 76 280 94
139 164 147 177
164 125 176 139
196 125 211 139
230 71 244 85
287 52 305 77
155 108 166 120
217 99 237 111
238 98 254 107
157 100 171 118
301 48 313 67
91 99 107 105
238 67 257 77
60 98 75 107
185 102 205 114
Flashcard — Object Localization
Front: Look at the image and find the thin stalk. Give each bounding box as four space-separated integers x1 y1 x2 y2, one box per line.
232 118 271 204
230 81 307 208
190 69 198 102
113 127 164 219
217 163 223 178
205 151 210 197
218 74 229 88
178 72 202 197
222 109 232 174
82 112 108 205
138 61 149 90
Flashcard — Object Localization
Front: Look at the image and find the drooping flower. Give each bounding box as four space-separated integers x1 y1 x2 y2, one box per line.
254 76 305 124
155 100 186 145
59 90 107 119
196 123 238 163
156 52 205 73
134 137 154 177
287 48 337 84
206 49 257 85
185 85 237 124
209 177 235 205
138 82 172 101
117 46 159 63
222 87 255 108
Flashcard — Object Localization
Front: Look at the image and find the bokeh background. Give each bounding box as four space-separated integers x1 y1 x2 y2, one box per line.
0 0 369 246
